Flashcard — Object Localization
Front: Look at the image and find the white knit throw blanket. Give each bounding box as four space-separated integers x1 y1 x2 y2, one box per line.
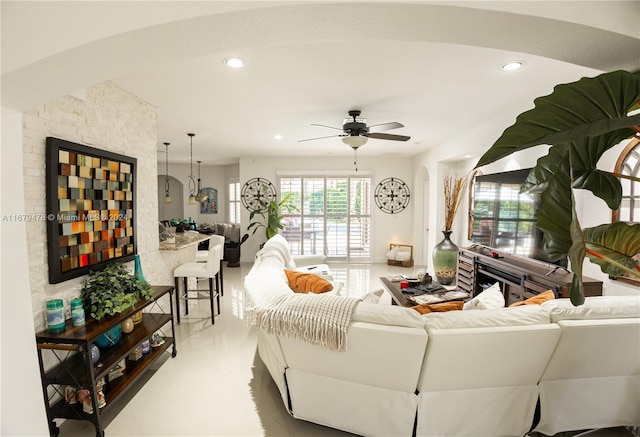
246 291 360 352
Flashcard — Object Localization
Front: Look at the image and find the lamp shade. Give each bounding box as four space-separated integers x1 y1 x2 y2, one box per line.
342 135 368 149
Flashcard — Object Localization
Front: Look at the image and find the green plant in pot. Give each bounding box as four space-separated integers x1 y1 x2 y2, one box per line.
247 192 298 240
80 262 153 321
476 70 640 305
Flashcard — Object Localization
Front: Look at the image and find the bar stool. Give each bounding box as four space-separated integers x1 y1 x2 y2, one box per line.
196 234 225 296
173 243 222 324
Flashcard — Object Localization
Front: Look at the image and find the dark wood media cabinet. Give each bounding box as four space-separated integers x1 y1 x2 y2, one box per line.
457 246 603 306
35 286 176 437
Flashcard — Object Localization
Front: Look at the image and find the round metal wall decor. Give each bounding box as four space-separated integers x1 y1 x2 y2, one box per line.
241 177 277 212
375 177 410 214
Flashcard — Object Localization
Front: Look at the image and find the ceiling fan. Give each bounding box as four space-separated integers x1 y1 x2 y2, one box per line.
299 110 411 150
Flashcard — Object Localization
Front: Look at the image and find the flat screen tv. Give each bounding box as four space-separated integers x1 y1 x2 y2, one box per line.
470 168 545 261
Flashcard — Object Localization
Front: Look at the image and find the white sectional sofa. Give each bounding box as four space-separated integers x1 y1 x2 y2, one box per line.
244 235 640 437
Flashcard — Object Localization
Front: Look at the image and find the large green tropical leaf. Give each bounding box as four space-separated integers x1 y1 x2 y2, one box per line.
536 153 573 261
475 70 640 306
476 70 640 168
521 144 568 194
567 200 586 306
583 222 640 278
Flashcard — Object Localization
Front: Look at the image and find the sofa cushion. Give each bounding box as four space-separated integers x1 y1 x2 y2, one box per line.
463 282 504 310
285 270 333 294
509 290 555 307
352 301 425 328
541 295 640 322
424 305 550 330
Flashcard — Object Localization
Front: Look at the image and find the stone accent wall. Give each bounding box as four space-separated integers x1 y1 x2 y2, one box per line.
21 81 171 331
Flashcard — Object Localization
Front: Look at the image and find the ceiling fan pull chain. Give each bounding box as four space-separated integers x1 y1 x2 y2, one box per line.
354 148 358 172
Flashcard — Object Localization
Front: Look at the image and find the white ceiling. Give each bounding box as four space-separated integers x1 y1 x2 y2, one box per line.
2 1 639 165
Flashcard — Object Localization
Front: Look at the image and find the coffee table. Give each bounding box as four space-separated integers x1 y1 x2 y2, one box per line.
379 277 469 307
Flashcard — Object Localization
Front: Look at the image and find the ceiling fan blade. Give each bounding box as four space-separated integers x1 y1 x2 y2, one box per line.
367 122 404 133
298 134 345 143
311 123 344 132
366 132 411 142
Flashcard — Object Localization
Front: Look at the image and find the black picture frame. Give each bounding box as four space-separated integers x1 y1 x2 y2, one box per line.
46 137 137 284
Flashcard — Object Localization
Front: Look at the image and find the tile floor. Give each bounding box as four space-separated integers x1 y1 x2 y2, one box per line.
57 262 636 437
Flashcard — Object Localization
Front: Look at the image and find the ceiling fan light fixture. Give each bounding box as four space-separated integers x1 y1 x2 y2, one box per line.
224 57 246 68
342 135 368 149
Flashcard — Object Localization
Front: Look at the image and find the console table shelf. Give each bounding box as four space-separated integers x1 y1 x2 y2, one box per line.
35 285 176 437
457 246 602 305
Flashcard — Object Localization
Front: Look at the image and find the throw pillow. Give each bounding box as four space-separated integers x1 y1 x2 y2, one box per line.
463 282 505 310
412 301 464 314
284 269 333 294
509 290 555 307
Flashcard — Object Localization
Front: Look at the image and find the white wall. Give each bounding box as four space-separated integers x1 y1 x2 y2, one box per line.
239 155 414 263
1 107 50 437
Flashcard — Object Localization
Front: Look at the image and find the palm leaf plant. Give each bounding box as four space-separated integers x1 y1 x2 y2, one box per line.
248 192 299 240
476 70 640 305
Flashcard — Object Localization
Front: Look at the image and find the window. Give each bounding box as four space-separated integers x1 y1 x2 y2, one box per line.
471 169 542 258
279 176 372 261
228 181 240 224
612 140 640 223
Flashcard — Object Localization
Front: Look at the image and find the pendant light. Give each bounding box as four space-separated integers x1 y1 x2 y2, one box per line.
195 160 208 203
164 142 172 203
187 133 197 205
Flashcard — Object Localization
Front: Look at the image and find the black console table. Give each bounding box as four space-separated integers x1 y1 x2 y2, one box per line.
35 286 176 437
457 246 603 306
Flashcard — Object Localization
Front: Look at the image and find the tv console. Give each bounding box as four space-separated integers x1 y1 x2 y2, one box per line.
457 246 603 306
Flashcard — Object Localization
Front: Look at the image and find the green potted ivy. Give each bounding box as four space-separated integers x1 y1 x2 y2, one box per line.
80 262 153 321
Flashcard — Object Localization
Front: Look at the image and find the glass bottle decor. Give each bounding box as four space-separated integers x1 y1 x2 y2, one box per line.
133 254 145 282
432 230 458 285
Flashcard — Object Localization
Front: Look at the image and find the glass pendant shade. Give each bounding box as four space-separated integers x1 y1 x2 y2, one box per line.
163 142 172 204
187 133 197 203
195 160 208 203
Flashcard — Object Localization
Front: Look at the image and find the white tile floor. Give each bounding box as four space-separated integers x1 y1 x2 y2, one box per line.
57 262 636 437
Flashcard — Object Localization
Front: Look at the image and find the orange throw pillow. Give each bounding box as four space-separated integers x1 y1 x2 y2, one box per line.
412 301 464 314
284 270 333 294
509 290 555 307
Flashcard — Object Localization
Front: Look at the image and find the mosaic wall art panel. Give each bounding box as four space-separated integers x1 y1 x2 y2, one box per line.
46 137 137 283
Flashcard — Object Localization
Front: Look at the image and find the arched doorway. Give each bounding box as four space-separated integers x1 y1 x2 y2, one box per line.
157 175 184 221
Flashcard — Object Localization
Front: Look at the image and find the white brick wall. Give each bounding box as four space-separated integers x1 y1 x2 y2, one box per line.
21 81 170 332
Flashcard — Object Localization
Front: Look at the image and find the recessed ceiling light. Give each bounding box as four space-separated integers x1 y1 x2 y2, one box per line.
501 61 524 71
273 134 283 140
224 57 246 68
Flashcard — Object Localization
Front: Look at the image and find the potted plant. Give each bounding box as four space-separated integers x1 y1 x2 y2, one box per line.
476 70 640 304
247 192 298 240
80 262 153 321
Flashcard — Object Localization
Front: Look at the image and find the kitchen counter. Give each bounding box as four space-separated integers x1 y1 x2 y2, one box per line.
159 231 211 251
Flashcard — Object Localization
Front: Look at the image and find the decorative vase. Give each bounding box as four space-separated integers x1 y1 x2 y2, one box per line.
133 254 145 282
432 230 458 285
